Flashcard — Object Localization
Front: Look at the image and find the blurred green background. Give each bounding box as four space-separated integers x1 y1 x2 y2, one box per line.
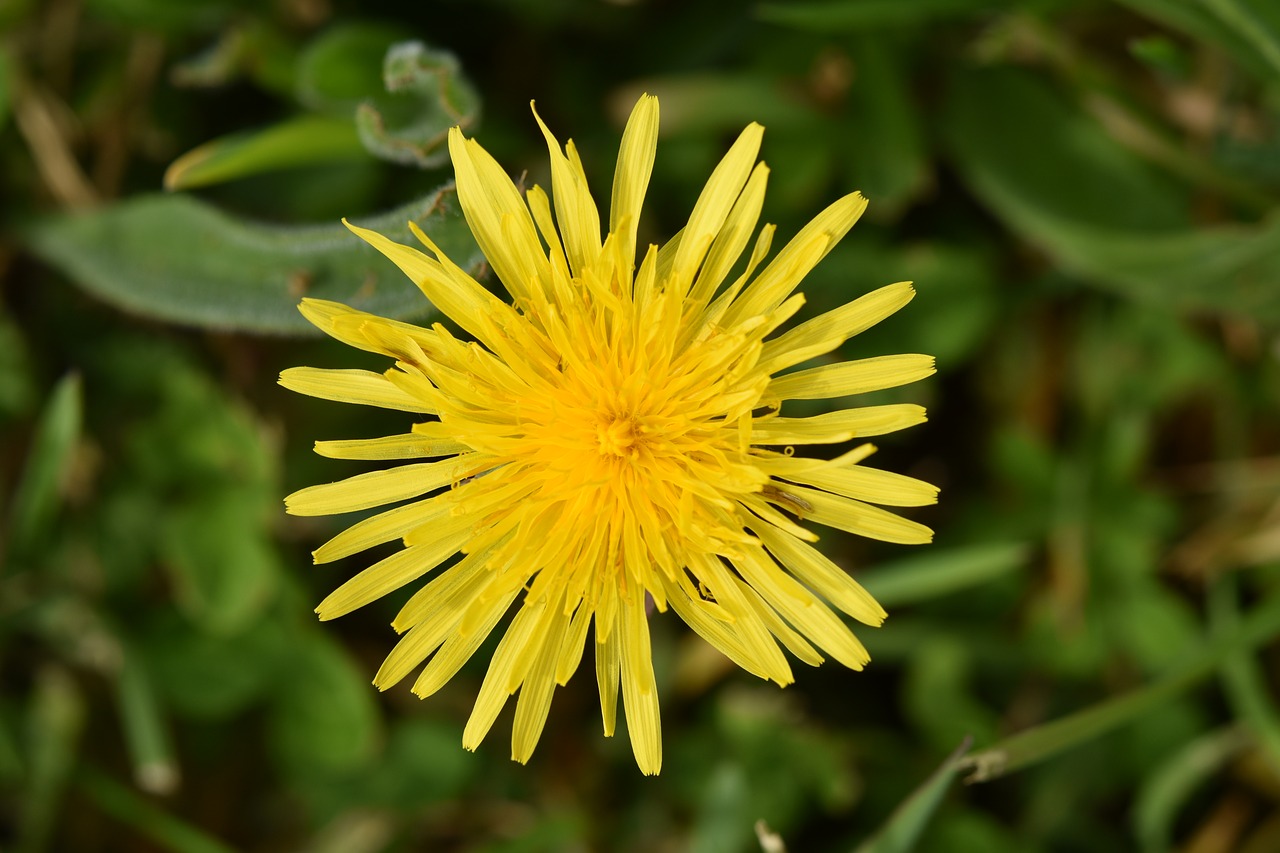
2 0 1279 850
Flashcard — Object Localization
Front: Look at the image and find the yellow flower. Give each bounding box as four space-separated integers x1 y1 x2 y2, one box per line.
282 95 936 775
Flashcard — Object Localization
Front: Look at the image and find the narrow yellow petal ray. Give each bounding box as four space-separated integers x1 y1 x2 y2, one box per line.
782 485 934 545
749 520 887 626
734 548 869 670
660 574 779 679
619 593 662 775
669 122 764 298
759 281 915 370
298 299 441 359
314 433 469 460
512 599 572 763
311 494 452 564
446 128 547 302
610 94 659 275
688 162 769 309
463 598 548 751
279 367 431 413
775 464 939 508
596 600 621 737
285 455 474 516
722 192 869 326
750 404 927 445
555 603 595 686
767 354 936 402
525 184 571 278
316 526 468 621
374 550 498 688
412 582 523 698
733 573 824 666
531 106 602 279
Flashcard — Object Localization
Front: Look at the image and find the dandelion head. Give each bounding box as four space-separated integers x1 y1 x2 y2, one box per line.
282 95 937 775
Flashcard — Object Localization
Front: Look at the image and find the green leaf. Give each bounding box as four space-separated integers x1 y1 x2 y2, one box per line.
758 0 1000 31
164 116 365 190
1210 575 1280 774
355 40 481 168
77 765 236 853
6 374 82 564
852 737 971 853
945 66 1280 318
960 588 1280 782
296 23 412 113
1132 726 1250 853
268 633 380 776
158 491 279 635
859 542 1029 608
114 651 178 794
18 667 85 853
25 187 483 334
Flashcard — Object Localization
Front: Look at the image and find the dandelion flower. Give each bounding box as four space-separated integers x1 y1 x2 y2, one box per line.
282 95 936 775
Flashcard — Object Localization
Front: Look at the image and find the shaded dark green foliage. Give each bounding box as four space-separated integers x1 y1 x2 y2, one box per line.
1 0 1279 850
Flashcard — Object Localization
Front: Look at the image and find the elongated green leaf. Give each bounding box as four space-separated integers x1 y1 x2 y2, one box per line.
945 66 1280 318
1210 575 1280 774
758 0 999 30
960 588 1280 782
859 542 1029 608
114 651 178 794
853 737 971 853
77 765 236 853
19 667 85 853
164 115 365 190
6 373 82 564
1132 726 1250 853
356 40 480 168
25 187 483 334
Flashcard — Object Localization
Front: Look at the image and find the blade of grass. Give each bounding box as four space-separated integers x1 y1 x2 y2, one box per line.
115 650 180 794
960 588 1280 782
77 765 236 853
859 542 1029 608
1209 574 1280 775
1132 726 1250 853
5 373 82 566
17 666 85 853
852 737 972 853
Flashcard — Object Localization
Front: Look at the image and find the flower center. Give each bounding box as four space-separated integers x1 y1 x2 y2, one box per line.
597 416 640 458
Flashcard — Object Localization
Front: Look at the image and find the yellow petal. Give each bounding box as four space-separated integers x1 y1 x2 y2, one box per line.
316 526 468 621
314 433 468 460
760 281 915 371
779 485 934 545
723 191 868 326
280 367 432 412
447 128 548 303
619 592 662 776
531 106 602 280
688 162 769 309
285 455 475 516
750 404 927 445
749 520 886 626
609 94 659 279
669 122 764 298
765 354 936 401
